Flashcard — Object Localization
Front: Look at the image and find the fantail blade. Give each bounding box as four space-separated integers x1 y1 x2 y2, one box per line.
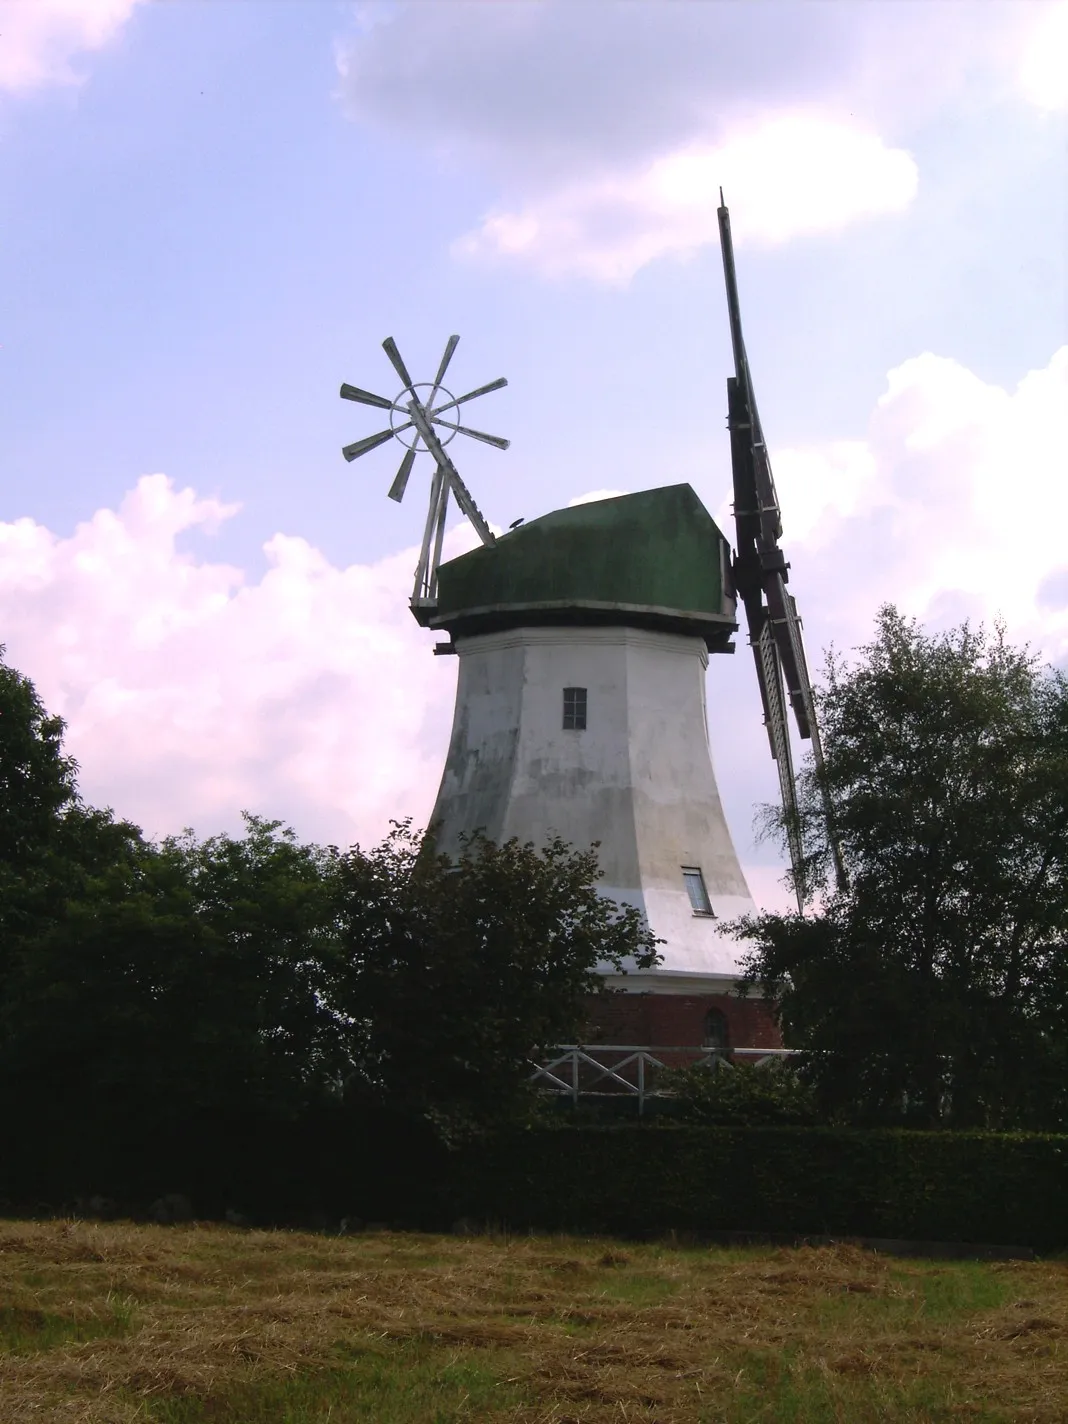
437 420 510 451
431 335 460 391
382 337 414 391
340 383 395 410
388 448 416 502
430 376 507 417
342 426 403 463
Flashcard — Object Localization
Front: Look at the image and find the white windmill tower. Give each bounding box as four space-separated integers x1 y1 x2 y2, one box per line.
339 201 835 1059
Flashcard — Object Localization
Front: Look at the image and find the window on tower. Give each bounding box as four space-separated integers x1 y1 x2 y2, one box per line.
682 866 714 916
562 686 587 730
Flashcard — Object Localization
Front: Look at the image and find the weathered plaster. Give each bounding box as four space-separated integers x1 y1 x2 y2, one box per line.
428 625 757 974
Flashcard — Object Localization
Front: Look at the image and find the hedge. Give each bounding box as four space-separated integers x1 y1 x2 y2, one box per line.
7 1113 1068 1250
443 1125 1068 1251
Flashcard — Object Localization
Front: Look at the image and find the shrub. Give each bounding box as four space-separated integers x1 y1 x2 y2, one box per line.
659 1059 820 1126
445 1125 1068 1250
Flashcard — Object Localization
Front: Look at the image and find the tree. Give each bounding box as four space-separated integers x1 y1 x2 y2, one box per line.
736 607 1068 1129
659 1059 819 1126
0 646 78 865
328 824 659 1139
0 647 144 959
149 817 347 1118
0 651 659 1206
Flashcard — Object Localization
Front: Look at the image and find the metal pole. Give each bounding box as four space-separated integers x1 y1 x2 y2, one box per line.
413 465 445 603
428 478 450 603
407 401 495 547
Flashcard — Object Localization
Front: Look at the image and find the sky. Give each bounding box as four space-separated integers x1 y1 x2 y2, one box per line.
1 0 1066 911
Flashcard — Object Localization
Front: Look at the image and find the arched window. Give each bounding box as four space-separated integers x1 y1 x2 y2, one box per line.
703 1008 730 1051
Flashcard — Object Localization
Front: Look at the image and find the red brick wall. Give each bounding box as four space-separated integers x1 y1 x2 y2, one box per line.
581 990 782 1051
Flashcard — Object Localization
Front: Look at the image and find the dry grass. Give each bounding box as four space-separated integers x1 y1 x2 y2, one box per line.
0 1219 1065 1422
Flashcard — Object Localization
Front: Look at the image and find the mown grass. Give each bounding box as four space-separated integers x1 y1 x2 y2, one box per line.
0 1294 134 1355
0 1219 1064 1422
148 1341 527 1423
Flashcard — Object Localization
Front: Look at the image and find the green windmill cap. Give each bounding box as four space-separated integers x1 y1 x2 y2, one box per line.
424 483 738 651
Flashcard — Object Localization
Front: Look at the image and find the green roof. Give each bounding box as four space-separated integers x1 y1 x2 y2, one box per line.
426 484 737 649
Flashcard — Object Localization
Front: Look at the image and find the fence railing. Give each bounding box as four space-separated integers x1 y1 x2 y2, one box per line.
530 1044 798 1114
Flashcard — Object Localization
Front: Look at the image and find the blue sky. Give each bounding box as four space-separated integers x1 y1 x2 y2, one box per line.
1 0 1066 909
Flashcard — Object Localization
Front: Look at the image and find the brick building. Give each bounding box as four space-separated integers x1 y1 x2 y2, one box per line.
585 974 782 1055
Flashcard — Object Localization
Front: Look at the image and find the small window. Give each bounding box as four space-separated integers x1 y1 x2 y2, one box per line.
563 686 587 730
703 1008 730 1051
682 866 714 916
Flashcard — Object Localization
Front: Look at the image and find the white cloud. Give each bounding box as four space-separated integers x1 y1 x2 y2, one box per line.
772 345 1068 661
753 442 877 550
1018 2 1068 110
337 2 1022 177
709 344 1068 910
2 347 1063 898
455 115 918 285
338 1 1035 283
0 475 458 845
568 489 625 508
0 0 144 93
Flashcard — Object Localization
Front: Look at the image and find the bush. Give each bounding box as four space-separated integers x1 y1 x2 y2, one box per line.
659 1059 820 1126
444 1125 1068 1250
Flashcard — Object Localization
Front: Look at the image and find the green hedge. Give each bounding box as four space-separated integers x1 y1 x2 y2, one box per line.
10 1113 1067 1250
445 1126 1068 1250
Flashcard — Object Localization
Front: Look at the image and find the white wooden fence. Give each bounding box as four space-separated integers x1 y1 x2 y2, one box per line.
530 1044 798 1114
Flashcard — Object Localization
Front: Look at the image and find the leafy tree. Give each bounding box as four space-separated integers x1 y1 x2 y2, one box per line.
11 819 342 1107
0 646 144 958
659 1059 820 1126
0 812 351 1194
1 650 659 1206
0 646 78 864
329 824 659 1140
150 817 347 1117
737 607 1068 1130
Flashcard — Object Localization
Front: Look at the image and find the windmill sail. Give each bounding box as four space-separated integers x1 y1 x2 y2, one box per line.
717 194 847 906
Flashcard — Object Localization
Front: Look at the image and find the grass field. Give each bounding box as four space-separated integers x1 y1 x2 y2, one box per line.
0 1220 1065 1422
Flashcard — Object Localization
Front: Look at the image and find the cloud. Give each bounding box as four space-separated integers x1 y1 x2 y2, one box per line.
337 1 1031 281
0 470 810 915
1017 1 1068 110
337 2 1021 178
2 347 1063 902
568 489 625 508
0 0 144 93
337 1 850 179
0 475 459 845
454 115 918 285
705 343 1068 911
771 345 1068 661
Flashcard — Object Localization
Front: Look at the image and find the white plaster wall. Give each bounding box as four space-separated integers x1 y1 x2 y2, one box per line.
428 626 757 974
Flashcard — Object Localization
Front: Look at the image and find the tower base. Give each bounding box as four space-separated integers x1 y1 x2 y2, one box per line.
587 971 782 1052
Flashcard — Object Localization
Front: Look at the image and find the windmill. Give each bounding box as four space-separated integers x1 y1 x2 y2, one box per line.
331 233 836 1062
716 192 847 908
338 336 509 610
335 208 839 1004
